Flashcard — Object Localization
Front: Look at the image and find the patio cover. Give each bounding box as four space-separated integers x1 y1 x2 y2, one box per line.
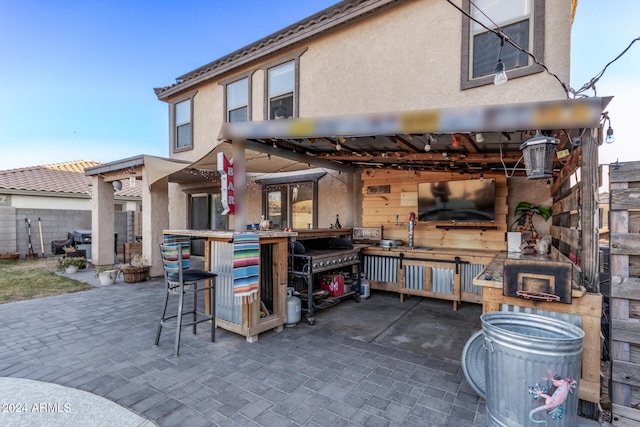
188 141 312 174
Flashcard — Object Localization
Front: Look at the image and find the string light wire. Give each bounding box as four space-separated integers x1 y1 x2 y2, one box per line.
448 0 639 100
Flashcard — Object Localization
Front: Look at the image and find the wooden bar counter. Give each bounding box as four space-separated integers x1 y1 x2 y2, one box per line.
473 252 602 404
163 229 294 342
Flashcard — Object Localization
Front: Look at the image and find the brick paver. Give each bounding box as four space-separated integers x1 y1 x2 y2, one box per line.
0 277 487 426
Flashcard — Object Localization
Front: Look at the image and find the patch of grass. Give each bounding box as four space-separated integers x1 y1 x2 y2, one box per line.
0 258 93 304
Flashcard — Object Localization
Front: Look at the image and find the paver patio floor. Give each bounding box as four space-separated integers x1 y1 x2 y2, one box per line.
0 272 488 426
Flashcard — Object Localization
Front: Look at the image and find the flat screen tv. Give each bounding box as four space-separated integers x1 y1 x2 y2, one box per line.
417 179 496 222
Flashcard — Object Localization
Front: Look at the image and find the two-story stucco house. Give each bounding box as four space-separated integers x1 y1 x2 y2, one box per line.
86 0 610 413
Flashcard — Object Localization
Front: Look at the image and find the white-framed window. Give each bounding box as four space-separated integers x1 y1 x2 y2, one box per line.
175 99 192 148
268 61 294 120
170 92 196 152
226 77 249 122
461 0 544 89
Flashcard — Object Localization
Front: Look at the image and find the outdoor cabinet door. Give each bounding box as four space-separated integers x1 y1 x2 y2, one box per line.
400 260 460 302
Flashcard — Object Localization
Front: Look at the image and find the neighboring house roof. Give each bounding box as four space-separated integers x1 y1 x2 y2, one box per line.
0 160 141 198
154 0 397 99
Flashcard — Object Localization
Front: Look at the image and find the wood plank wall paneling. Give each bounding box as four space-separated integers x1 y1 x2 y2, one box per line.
610 161 640 424
360 171 507 251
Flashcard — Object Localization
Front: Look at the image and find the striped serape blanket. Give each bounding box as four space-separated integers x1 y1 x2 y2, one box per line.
163 235 190 270
233 233 260 301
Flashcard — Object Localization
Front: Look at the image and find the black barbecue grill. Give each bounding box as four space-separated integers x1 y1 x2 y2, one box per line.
289 237 361 274
288 236 362 325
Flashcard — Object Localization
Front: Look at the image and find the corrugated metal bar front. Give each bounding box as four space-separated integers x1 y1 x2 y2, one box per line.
363 255 398 283
404 265 425 291
462 263 485 295
210 241 242 326
431 267 454 294
499 304 583 329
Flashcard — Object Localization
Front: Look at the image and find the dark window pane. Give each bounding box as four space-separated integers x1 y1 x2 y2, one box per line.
229 106 247 122
270 94 293 120
473 20 529 78
177 123 191 148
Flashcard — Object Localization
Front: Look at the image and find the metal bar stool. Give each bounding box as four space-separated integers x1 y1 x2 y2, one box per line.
155 243 217 357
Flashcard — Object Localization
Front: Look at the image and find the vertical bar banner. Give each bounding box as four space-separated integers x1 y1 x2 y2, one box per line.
217 152 235 215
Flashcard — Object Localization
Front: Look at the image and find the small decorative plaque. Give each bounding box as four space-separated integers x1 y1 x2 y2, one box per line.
367 185 390 194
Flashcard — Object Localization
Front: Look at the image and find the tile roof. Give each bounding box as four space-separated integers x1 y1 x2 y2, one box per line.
154 0 397 99
0 160 141 198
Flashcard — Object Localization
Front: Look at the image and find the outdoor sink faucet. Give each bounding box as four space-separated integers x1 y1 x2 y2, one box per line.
395 212 416 249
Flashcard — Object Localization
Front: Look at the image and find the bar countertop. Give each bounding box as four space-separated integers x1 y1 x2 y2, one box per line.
163 229 296 239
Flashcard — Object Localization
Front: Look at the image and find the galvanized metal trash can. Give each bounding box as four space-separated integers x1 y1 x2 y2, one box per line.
481 312 585 427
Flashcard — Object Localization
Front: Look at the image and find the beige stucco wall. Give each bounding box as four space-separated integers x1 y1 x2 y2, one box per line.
162 0 573 229
168 182 188 229
167 0 573 161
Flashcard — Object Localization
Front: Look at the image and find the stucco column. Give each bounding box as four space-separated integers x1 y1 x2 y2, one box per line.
142 170 169 277
232 139 247 232
91 175 115 266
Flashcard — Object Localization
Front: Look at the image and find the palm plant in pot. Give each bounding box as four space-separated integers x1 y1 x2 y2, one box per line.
57 256 87 273
95 265 120 286
513 201 552 243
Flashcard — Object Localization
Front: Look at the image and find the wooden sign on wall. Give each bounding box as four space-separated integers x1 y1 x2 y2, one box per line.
367 185 390 194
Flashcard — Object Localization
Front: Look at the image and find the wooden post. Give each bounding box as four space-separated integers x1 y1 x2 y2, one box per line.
581 131 599 292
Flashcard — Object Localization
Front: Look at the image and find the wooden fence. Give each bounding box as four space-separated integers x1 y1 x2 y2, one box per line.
610 161 640 426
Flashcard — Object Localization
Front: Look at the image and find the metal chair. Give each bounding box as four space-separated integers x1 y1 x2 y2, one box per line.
155 243 217 357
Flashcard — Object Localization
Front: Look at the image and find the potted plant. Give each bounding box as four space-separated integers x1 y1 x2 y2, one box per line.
57 256 87 274
513 201 552 241
95 265 120 286
120 254 150 283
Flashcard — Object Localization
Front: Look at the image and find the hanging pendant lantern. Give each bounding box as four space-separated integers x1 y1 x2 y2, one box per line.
520 132 558 179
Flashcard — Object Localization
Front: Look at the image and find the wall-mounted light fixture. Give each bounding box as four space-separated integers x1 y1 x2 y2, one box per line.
520 131 558 179
475 132 484 143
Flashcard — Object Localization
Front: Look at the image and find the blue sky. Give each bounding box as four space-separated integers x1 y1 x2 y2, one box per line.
0 0 638 171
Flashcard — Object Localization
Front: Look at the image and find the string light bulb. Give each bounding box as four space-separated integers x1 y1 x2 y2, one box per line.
494 35 508 86
605 126 615 144
424 134 434 151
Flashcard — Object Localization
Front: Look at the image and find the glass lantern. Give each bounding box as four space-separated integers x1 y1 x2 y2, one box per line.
519 132 559 179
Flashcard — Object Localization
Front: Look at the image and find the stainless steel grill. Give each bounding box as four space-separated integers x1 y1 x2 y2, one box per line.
288 237 361 324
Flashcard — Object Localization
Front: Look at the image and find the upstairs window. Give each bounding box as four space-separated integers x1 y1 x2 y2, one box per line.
471 0 531 78
226 77 249 122
171 94 195 152
461 0 544 89
268 61 294 120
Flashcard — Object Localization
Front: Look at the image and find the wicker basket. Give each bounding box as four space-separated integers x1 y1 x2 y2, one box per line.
0 252 20 261
120 266 150 283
